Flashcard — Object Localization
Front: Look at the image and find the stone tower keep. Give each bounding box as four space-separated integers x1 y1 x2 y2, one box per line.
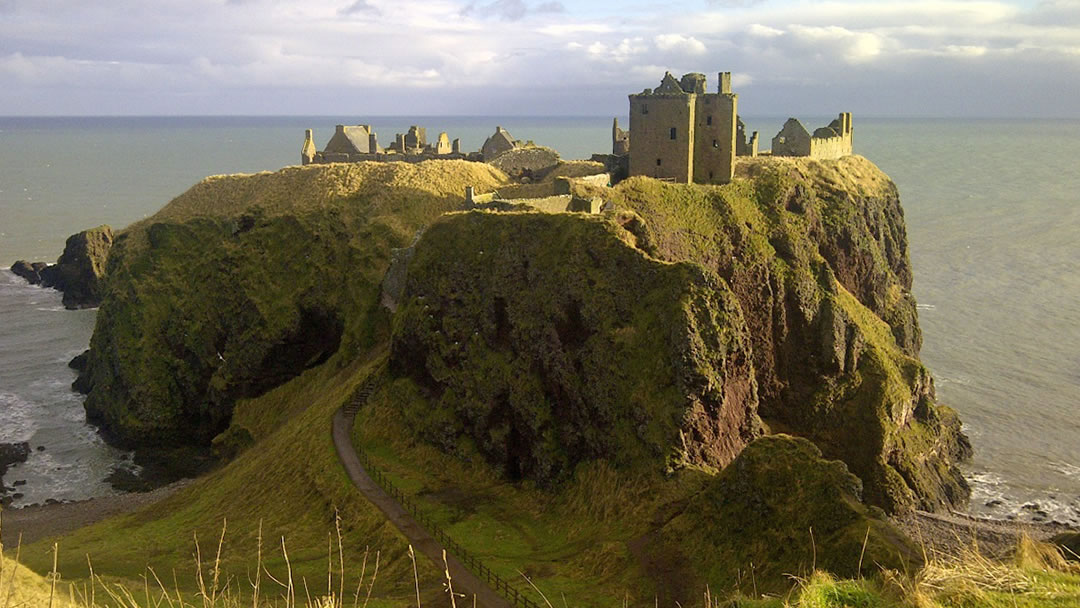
628 71 738 184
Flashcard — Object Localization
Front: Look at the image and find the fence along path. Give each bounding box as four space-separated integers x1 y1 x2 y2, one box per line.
333 373 544 608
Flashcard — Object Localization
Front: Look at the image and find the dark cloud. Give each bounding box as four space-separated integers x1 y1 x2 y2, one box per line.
340 0 379 15
460 0 560 21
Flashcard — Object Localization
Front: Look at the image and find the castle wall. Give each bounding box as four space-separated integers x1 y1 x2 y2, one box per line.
771 118 812 156
808 135 851 159
629 93 695 183
693 92 736 183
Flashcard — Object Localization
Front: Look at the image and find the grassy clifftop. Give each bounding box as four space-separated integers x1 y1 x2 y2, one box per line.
41 154 977 604
79 161 508 446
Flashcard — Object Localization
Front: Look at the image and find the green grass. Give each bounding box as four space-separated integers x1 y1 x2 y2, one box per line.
352 376 711 608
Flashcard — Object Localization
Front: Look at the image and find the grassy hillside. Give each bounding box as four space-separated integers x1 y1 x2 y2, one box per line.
4 156 1005 606
19 160 510 604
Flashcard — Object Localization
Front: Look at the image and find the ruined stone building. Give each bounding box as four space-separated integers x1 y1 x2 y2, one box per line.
481 126 519 161
621 71 756 184
770 113 853 159
610 71 851 182
303 124 479 165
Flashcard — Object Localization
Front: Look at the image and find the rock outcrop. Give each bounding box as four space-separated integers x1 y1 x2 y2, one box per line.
78 161 508 447
77 155 969 517
390 212 762 483
0 441 30 505
10 225 114 309
599 156 970 513
650 435 922 598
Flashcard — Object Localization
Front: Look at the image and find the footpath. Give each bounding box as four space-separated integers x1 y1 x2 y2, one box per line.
331 380 515 608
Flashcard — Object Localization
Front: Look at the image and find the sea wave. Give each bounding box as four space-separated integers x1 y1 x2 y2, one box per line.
0 391 39 443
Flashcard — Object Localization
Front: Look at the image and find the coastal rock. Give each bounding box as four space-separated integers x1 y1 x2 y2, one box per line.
0 441 31 487
68 349 90 371
649 435 922 599
10 260 44 284
79 161 510 447
1053 532 1080 562
390 212 763 483
9 225 113 309
607 156 970 512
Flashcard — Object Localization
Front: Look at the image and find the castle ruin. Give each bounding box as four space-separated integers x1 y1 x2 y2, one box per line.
770 114 853 159
302 124 527 165
610 71 853 184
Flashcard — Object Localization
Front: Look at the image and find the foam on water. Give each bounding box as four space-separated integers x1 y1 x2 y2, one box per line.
0 269 129 506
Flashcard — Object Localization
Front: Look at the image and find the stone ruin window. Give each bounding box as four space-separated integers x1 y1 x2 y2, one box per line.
642 103 649 115
670 127 677 140
656 158 662 166
713 139 718 148
707 115 713 126
778 136 786 144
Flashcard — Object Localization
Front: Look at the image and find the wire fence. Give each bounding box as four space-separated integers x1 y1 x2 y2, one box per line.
345 374 544 608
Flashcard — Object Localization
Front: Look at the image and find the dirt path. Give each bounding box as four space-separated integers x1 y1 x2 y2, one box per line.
1 480 190 547
331 407 512 608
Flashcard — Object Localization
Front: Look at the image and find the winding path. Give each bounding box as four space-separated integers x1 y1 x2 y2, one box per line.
331 406 512 608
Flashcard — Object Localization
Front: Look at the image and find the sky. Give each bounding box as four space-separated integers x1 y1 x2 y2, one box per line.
1 0 1079 117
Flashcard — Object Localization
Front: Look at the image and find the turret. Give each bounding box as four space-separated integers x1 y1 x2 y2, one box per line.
301 129 316 165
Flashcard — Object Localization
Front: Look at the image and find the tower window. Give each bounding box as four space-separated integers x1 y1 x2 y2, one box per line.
670 127 677 140
707 116 713 126
642 103 649 115
713 139 718 148
656 158 662 166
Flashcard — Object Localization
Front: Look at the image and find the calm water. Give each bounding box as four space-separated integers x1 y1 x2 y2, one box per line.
0 116 1076 524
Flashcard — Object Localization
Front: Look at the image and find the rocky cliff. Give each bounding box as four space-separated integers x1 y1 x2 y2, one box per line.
76 155 969 515
388 155 969 513
11 225 113 309
75 161 508 447
390 212 762 483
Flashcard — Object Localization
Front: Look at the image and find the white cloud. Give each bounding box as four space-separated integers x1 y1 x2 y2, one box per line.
747 23 783 38
787 25 884 63
0 0 1079 115
654 34 707 55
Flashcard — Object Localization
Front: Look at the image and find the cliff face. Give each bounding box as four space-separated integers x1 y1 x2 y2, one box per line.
603 156 970 512
390 212 762 483
388 156 968 513
78 155 969 514
10 225 113 309
77 161 508 446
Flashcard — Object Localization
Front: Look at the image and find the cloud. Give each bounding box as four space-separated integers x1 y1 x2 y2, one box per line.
460 0 561 21
787 25 883 63
747 23 783 38
339 0 379 15
1 0 1080 116
654 33 707 55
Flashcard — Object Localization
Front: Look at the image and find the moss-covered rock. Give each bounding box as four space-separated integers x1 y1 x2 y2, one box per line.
650 435 922 599
390 211 762 483
604 156 970 513
11 224 113 308
80 161 508 447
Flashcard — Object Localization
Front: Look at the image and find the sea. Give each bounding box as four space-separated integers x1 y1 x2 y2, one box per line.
0 116 1077 525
